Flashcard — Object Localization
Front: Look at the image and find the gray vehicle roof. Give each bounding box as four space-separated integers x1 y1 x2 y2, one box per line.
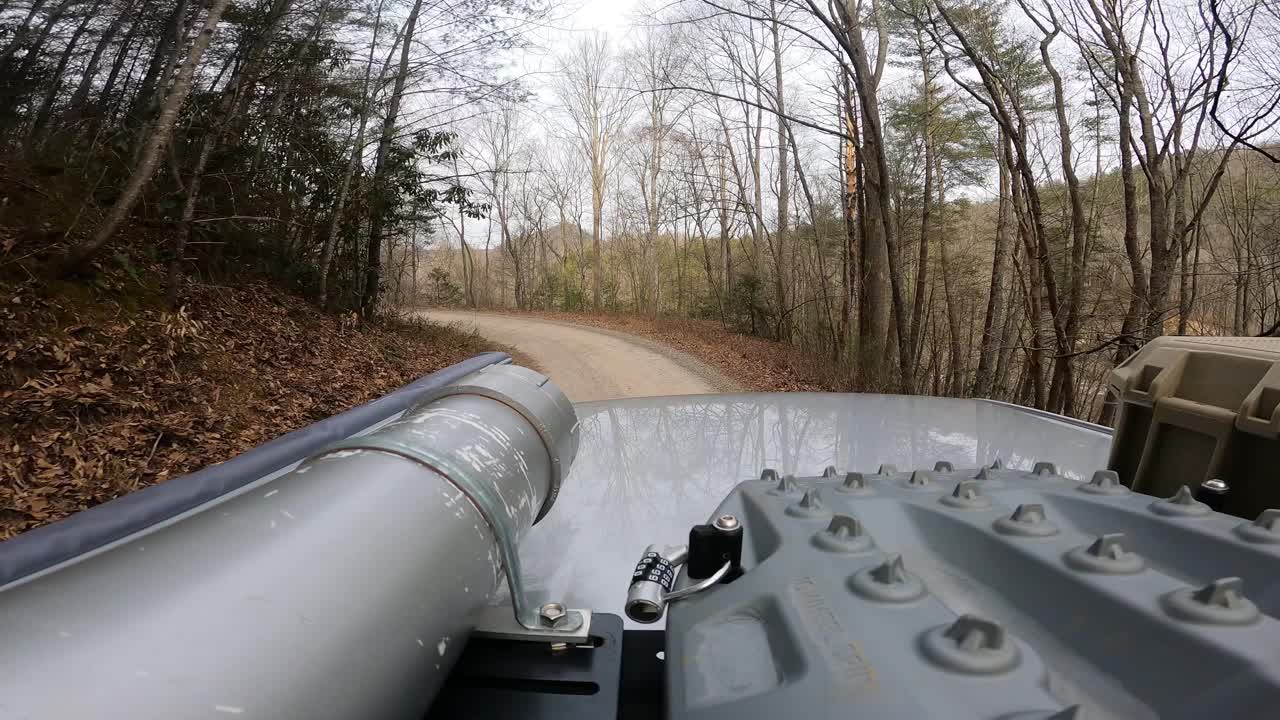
513 392 1112 625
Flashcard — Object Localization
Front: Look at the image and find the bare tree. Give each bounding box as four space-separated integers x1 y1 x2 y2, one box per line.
555 34 632 309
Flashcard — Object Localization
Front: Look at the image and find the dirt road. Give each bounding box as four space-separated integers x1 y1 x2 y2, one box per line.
420 310 737 401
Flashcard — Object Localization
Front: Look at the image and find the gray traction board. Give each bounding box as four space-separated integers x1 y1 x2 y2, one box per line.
665 463 1280 719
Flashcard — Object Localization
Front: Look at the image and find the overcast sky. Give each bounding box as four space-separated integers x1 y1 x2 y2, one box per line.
517 0 649 81
564 0 643 35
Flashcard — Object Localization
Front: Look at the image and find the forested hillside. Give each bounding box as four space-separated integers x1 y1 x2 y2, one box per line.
0 0 543 532
1 0 538 308
421 0 1280 423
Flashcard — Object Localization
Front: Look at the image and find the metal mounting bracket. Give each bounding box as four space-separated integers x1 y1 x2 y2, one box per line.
469 606 593 643
324 434 591 643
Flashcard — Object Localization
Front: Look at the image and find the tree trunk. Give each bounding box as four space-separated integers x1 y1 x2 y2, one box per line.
590 147 605 309
1098 89 1147 427
67 2 131 122
1009 151 1046 409
0 0 51 67
783 119 837 350
770 0 792 341
838 71 858 359
718 149 733 307
936 157 962 396
91 2 148 133
132 0 192 126
973 130 1011 398
646 90 663 318
165 0 294 306
12 0 76 82
28 0 106 146
61 0 233 272
1032 15 1085 416
166 138 214 306
319 0 390 309
910 93 932 379
908 23 934 374
840 0 905 390
362 0 425 317
249 6 328 174
749 88 766 290
994 289 1021 397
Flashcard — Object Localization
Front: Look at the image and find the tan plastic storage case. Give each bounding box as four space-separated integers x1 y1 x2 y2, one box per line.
1109 336 1280 516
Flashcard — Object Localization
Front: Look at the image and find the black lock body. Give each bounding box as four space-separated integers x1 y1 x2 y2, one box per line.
686 520 743 581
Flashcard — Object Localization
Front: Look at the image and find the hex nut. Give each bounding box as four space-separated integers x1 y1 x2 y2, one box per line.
539 602 568 628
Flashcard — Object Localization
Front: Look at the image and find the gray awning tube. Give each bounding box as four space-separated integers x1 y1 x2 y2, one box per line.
0 351 509 587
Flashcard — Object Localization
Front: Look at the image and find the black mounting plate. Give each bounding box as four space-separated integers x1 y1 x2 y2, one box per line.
428 613 626 719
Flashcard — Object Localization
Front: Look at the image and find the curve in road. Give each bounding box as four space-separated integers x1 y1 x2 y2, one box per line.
420 310 738 402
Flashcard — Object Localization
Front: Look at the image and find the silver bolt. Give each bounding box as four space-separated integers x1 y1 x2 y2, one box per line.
538 602 567 628
1201 478 1228 495
713 514 740 532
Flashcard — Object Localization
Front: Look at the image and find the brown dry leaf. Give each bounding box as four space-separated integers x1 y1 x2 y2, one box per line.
1 265 500 540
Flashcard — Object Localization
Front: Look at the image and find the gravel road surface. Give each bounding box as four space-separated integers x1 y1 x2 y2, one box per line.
420 310 738 401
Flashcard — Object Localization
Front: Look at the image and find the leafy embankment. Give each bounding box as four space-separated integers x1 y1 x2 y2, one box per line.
1 258 510 540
